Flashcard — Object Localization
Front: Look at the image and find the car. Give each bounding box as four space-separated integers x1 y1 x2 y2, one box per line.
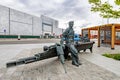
74 34 81 41
61 34 81 42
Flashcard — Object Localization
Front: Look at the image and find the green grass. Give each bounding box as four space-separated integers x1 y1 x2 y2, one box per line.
102 53 120 60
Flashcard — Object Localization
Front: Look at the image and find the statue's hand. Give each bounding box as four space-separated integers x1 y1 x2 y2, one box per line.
62 44 65 49
56 43 65 49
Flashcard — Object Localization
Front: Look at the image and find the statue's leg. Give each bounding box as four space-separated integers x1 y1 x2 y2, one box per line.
64 46 69 59
89 47 92 53
56 44 67 73
69 44 81 66
83 49 86 52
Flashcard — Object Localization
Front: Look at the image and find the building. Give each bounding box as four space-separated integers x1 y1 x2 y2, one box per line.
0 5 62 38
82 24 120 49
41 15 62 38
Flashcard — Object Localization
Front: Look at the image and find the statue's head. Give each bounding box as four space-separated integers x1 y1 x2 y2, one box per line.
69 21 74 28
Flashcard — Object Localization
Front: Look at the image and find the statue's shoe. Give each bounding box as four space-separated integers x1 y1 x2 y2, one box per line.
78 62 82 65
77 61 82 65
72 62 79 67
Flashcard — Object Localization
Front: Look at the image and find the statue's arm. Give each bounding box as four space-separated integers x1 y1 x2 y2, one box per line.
62 28 69 36
60 28 69 44
60 36 64 44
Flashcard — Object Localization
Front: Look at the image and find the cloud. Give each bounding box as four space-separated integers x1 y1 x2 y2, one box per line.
16 0 91 21
0 0 91 20
0 0 113 32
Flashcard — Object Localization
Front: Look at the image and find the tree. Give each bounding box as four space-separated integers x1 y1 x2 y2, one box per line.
89 0 100 3
88 0 120 23
115 0 120 5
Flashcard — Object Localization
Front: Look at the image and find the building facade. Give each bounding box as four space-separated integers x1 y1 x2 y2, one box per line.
0 5 62 37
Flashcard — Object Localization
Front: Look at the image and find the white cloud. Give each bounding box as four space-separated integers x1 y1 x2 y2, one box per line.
0 0 120 33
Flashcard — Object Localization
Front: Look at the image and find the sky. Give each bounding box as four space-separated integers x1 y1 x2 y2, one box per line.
0 0 119 33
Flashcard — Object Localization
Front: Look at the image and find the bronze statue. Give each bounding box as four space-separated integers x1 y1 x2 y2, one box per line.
6 21 95 73
60 21 81 66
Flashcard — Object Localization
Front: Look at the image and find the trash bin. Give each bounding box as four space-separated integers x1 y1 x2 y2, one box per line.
18 35 21 40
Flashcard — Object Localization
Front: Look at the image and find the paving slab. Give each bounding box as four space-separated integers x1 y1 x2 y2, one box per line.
0 43 54 68
81 53 120 77
0 46 120 80
81 43 120 77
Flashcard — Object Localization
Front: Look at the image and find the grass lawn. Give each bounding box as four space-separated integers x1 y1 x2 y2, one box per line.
102 53 120 60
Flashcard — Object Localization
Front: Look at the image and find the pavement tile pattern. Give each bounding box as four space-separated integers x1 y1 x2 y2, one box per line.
0 47 120 80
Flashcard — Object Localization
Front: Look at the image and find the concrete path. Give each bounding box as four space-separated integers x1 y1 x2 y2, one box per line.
0 43 54 68
1 47 120 80
81 53 120 77
81 44 120 77
0 41 120 80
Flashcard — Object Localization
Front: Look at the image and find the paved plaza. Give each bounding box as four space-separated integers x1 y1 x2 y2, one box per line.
0 39 120 80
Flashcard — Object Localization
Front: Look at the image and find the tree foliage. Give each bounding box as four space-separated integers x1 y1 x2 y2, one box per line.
89 0 100 3
88 0 120 19
115 0 120 5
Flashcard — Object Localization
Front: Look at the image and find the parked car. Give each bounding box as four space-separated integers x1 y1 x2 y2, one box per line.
61 34 81 42
74 34 81 41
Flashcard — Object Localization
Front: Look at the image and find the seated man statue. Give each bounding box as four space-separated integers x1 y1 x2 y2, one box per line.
60 21 81 67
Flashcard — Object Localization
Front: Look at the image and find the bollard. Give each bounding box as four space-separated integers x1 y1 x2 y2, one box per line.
18 34 21 40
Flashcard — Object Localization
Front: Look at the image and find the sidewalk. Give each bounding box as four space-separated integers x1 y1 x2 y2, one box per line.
0 42 120 80
81 44 120 77
1 45 120 80
0 43 54 68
